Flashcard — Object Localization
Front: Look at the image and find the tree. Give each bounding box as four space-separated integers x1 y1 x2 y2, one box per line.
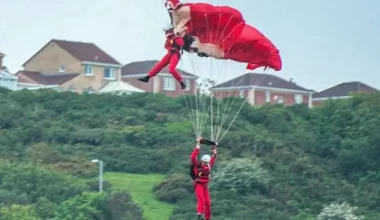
209 158 271 194
0 204 41 220
317 202 364 220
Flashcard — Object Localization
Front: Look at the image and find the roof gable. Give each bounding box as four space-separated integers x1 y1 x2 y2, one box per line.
212 72 313 92
16 71 79 85
122 60 197 77
313 81 379 98
23 39 121 67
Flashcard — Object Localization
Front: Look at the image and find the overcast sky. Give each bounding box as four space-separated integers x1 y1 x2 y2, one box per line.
0 0 378 91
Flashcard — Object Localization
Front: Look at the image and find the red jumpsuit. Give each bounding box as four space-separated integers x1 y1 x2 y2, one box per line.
190 147 216 220
147 33 184 83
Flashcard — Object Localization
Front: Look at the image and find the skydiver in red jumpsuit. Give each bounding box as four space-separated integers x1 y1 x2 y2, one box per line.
138 26 187 90
190 138 217 220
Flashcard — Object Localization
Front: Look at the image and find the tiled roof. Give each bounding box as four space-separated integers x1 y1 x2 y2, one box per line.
121 60 197 77
23 39 121 66
313 81 379 98
211 72 313 92
16 71 79 85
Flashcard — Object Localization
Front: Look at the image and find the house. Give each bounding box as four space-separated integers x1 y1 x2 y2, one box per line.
16 70 78 91
0 52 18 91
16 39 131 93
211 73 314 107
312 81 379 106
121 60 198 97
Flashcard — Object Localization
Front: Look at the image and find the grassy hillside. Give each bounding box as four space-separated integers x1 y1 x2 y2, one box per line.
0 88 379 219
103 172 175 220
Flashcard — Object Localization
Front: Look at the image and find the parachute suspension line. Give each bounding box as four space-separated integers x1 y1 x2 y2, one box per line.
211 14 234 142
208 15 246 143
205 13 215 141
210 18 248 142
182 13 211 139
204 12 228 142
182 12 249 144
179 56 198 136
210 12 226 142
215 22 245 49
184 55 202 138
214 47 244 141
218 96 249 143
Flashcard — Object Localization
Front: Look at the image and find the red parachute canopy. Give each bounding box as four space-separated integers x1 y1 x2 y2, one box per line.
226 24 282 71
167 0 281 71
169 1 246 57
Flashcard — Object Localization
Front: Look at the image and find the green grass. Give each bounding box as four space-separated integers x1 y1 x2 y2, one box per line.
103 172 175 220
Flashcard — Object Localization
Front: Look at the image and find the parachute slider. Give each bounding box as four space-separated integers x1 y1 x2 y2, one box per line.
199 138 218 146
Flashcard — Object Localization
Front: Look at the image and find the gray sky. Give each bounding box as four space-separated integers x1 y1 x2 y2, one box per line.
0 0 379 91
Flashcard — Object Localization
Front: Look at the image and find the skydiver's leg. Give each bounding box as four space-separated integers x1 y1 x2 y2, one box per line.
168 52 186 89
195 183 205 219
138 53 171 82
204 185 211 220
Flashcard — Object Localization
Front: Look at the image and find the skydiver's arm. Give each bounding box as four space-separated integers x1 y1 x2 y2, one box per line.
190 142 201 165
209 146 217 167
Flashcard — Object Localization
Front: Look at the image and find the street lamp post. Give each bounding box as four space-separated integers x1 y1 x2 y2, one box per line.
91 159 103 192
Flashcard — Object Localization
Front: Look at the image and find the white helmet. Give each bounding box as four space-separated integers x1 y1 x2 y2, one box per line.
201 154 211 163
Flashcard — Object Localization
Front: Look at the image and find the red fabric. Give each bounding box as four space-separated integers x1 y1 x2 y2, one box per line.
148 52 183 82
179 3 245 52
195 182 211 219
226 24 282 71
148 35 184 82
170 2 281 71
164 35 184 51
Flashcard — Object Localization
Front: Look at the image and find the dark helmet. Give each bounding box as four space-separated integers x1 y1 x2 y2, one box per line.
164 25 175 36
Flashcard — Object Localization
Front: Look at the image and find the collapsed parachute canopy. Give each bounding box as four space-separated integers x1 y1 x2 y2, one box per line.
227 24 282 71
168 1 246 58
166 0 282 71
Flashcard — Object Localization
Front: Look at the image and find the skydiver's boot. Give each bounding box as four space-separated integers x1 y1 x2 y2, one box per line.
180 81 186 90
197 214 204 220
138 75 150 82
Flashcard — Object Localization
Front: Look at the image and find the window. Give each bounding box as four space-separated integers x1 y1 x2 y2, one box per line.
85 65 93 76
239 90 244 98
59 66 65 72
162 77 175 91
277 97 284 104
294 94 303 104
185 79 191 91
265 91 270 102
104 67 115 79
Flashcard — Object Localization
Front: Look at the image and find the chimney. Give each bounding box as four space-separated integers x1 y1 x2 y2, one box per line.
0 52 4 70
